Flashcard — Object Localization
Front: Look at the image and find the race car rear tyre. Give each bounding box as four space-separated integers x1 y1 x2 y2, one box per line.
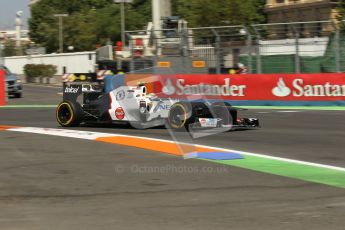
167 102 193 130
56 101 84 127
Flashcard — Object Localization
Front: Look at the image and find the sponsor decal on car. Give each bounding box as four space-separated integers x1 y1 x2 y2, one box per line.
116 90 126 101
157 104 171 110
64 86 79 93
82 84 97 92
115 107 125 120
139 101 147 114
199 118 218 128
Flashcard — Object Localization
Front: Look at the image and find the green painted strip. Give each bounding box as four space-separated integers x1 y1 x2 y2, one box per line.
0 105 56 108
209 155 345 188
237 106 345 111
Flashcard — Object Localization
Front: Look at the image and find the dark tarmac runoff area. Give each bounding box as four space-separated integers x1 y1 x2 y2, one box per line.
1 84 345 230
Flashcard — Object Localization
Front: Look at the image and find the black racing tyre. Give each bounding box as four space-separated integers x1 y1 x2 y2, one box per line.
167 102 193 130
56 101 84 127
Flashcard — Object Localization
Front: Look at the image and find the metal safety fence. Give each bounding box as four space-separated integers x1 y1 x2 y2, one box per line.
125 20 345 74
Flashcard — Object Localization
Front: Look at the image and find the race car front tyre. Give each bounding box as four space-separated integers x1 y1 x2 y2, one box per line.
210 101 236 125
56 101 84 127
167 102 193 130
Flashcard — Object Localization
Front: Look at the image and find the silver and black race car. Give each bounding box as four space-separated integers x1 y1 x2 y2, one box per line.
56 73 259 130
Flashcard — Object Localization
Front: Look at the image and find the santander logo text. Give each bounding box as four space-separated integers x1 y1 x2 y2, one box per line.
162 78 246 96
272 78 345 97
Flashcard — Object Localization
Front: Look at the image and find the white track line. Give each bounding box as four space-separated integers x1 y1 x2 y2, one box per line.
6 126 345 172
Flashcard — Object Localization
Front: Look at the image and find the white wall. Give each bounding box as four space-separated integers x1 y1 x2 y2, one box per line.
3 51 96 75
259 37 329 57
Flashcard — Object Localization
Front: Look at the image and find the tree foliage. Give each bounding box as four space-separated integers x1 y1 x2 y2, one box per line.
2 40 17 57
2 40 30 57
173 0 266 27
29 0 151 53
29 0 265 53
337 0 345 21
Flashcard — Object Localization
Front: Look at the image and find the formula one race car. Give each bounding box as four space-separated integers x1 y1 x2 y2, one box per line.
56 73 259 130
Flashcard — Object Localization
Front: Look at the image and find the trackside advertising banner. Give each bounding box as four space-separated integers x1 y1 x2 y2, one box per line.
147 73 345 105
0 70 5 106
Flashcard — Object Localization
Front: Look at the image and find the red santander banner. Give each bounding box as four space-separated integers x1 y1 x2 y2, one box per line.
151 73 345 101
0 70 5 106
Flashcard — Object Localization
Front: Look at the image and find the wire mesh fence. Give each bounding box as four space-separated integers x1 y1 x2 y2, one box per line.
126 20 345 74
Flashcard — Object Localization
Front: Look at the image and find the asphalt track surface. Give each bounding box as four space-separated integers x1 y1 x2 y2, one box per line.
1 84 345 230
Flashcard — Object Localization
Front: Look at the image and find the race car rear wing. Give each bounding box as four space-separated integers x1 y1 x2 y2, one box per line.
62 73 104 102
62 73 101 83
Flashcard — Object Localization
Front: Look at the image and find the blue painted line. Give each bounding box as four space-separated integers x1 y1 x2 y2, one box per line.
184 152 244 160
